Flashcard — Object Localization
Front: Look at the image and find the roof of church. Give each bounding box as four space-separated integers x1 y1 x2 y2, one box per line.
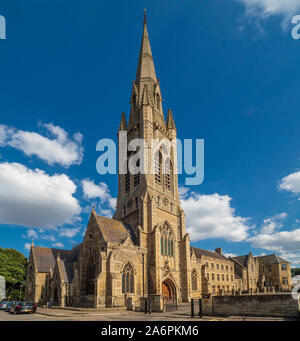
60 260 75 283
191 247 228 261
32 246 79 273
94 213 137 245
256 254 288 264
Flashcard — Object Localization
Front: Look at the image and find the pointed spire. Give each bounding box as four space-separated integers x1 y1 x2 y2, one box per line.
166 109 176 130
136 10 157 85
119 112 128 131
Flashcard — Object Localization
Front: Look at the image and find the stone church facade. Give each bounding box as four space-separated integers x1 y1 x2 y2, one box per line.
25 15 292 309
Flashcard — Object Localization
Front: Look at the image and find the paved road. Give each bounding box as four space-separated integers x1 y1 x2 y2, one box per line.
1 309 296 321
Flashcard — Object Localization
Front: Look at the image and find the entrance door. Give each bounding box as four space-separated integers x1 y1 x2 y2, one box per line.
162 281 172 302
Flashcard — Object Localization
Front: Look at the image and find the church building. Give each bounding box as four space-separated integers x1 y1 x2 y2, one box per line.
25 14 292 310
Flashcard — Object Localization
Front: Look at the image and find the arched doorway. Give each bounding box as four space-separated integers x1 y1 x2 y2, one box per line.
162 279 176 303
53 287 59 306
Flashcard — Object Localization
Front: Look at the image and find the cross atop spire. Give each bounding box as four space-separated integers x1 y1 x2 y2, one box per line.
135 10 157 85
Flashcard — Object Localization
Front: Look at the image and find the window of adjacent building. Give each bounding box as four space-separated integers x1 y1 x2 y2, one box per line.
221 265 224 270
226 275 229 281
281 264 287 271
205 262 209 268
230 266 233 272
212 274 215 281
231 275 233 281
211 263 214 269
192 270 197 291
216 264 219 270
212 286 216 293
122 263 134 294
226 265 228 271
222 274 225 281
217 274 220 281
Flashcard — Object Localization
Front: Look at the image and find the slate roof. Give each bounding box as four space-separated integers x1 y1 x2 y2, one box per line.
256 254 288 264
232 255 249 267
191 247 228 261
32 246 79 273
60 260 75 283
94 214 137 244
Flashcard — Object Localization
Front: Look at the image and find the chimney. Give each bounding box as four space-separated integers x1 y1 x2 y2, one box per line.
215 247 222 255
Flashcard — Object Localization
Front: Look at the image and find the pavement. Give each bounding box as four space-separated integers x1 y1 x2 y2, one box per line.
0 304 298 321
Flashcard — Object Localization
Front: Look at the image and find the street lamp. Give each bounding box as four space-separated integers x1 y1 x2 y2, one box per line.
19 285 24 301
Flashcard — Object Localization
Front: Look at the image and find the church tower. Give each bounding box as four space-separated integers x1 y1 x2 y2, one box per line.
113 12 191 302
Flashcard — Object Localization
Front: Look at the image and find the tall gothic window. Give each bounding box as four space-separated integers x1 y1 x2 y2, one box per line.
125 173 130 193
164 158 173 192
122 263 134 294
155 151 162 184
192 270 197 291
161 231 174 257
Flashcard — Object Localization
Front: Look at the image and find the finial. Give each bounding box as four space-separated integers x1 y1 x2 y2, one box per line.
144 8 147 24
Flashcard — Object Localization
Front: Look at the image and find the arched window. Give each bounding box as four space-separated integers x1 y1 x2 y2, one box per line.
135 197 139 209
157 196 160 207
168 239 171 256
125 173 130 193
155 151 162 184
192 270 197 291
171 240 174 256
161 237 164 255
164 158 173 192
122 263 134 294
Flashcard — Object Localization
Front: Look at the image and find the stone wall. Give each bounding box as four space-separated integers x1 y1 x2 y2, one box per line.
211 294 300 317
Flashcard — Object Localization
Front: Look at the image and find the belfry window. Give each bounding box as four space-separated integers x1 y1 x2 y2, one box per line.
155 152 162 184
125 172 130 193
122 263 134 294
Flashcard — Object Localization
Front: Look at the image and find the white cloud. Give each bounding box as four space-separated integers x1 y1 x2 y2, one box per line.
52 242 64 248
22 229 38 240
0 123 83 167
261 212 287 234
82 179 116 218
181 190 251 242
249 229 300 265
249 229 300 252
59 227 80 238
24 243 31 250
279 171 300 196
0 162 81 229
224 252 238 258
238 0 300 17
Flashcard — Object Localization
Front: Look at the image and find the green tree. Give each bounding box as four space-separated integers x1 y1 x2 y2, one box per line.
0 247 27 300
292 268 300 277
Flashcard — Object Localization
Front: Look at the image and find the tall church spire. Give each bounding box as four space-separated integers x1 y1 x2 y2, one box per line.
135 10 157 85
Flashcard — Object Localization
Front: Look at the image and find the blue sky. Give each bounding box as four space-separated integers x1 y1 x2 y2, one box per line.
1 0 300 267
